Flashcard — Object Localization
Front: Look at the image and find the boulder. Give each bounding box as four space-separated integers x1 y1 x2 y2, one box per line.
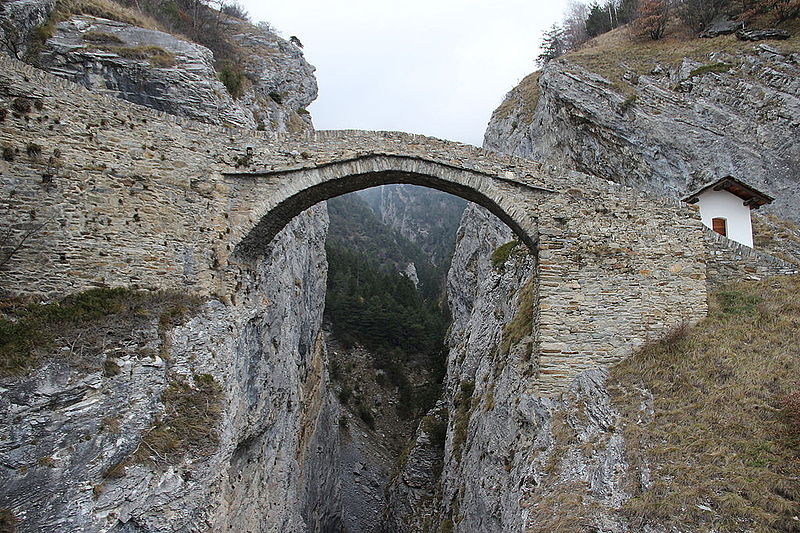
736 28 791 41
700 15 744 38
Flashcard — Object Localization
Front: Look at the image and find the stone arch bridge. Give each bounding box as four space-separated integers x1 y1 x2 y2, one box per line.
0 57 707 393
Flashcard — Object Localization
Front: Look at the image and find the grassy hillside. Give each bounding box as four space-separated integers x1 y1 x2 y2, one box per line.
610 274 800 531
568 18 800 95
496 17 800 118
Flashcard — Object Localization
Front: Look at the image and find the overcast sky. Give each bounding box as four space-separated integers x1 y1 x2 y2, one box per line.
241 1 570 146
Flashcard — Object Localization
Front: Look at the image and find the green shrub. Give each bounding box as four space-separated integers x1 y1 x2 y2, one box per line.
330 359 341 381
421 414 447 450
338 385 352 404
689 62 732 78
218 63 245 99
491 240 520 269
2 145 13 162
358 405 375 429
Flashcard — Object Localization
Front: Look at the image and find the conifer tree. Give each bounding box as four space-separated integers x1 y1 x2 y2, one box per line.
536 24 566 67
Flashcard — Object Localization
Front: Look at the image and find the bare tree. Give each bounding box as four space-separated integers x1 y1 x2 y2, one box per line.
0 13 24 60
563 0 590 50
634 0 672 39
0 217 53 270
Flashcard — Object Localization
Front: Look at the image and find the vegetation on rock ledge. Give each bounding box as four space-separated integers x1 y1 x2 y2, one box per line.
0 287 202 377
135 372 223 464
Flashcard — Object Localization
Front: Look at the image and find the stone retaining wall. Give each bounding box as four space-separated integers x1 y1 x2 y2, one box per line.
705 229 798 288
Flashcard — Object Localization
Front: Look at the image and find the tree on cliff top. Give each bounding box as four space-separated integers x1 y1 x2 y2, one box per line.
739 0 800 23
536 24 567 67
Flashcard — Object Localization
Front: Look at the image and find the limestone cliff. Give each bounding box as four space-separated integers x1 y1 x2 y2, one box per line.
389 205 636 532
0 5 342 531
360 184 466 269
0 0 316 132
0 206 340 532
484 30 800 222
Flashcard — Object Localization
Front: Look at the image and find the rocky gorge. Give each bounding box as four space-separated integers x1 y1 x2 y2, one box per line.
1 2 799 532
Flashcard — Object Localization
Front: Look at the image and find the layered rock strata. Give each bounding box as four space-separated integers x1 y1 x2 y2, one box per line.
0 0 316 132
485 42 800 222
0 206 342 532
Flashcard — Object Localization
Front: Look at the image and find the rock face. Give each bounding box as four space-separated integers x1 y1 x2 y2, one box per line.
0 0 316 132
361 184 467 268
434 204 537 532
384 402 447 531
0 206 341 532
388 204 637 531
0 6 343 531
484 43 800 222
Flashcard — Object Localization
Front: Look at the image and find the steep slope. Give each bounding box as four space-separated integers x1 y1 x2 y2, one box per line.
0 206 336 532
0 0 316 131
485 24 800 222
396 202 800 532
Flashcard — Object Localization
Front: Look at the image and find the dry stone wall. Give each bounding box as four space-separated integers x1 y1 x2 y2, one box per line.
0 56 708 393
705 229 798 287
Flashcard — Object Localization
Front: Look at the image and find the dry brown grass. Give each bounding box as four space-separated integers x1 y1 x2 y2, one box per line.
494 72 541 123
451 380 475 463
500 278 536 355
564 19 800 95
57 0 163 31
135 372 223 465
609 275 800 531
752 213 800 266
527 485 603 533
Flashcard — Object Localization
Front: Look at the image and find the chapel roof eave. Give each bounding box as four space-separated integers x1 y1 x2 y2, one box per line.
682 176 774 209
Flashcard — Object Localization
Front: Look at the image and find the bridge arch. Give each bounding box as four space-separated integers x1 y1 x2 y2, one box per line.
225 153 551 258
